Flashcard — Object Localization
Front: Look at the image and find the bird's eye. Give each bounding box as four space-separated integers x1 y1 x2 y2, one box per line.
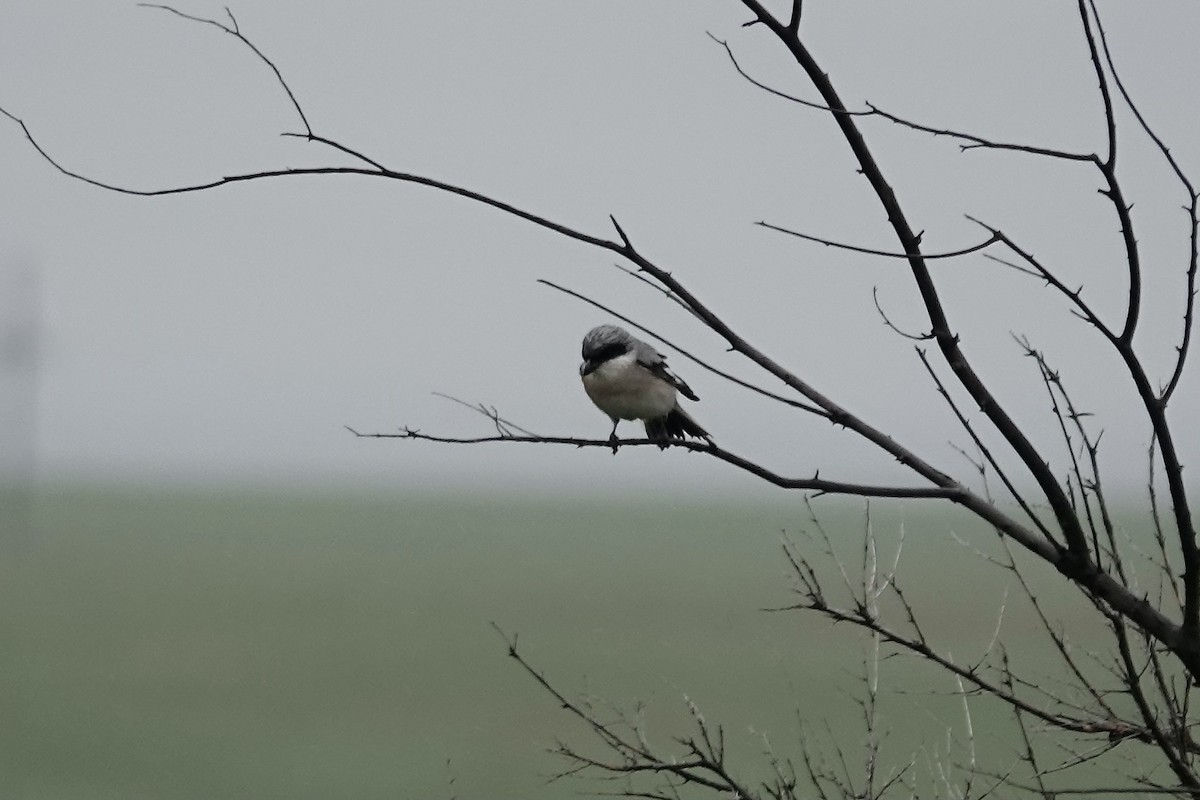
590 342 627 364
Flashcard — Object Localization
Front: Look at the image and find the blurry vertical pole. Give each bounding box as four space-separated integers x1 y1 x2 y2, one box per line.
0 252 41 548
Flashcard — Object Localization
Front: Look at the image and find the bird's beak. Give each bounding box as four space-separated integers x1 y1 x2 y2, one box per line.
580 359 598 376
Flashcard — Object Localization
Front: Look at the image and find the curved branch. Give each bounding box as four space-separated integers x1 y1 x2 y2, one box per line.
758 221 1001 260
0 108 623 251
872 288 933 342
966 216 1114 342
346 427 963 500
863 102 1096 163
1082 0 1198 402
138 3 313 137
914 347 1056 546
707 31 854 114
1075 2 1156 376
1162 194 1200 402
1075 0 1116 169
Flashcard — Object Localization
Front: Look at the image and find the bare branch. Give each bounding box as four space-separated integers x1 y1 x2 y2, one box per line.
1018 337 1092 528
863 102 1097 163
738 0 1098 584
1162 196 1200 402
1074 0 1116 169
611 263 699 319
707 32 844 112
967 215 1117 340
999 537 1120 720
347 426 963 500
778 554 1158 747
757 221 1001 261
914 348 1057 545
1073 0 1142 345
138 3 313 137
430 392 541 438
1007 686 1050 799
787 0 803 33
1082 0 1200 400
966 214 1197 626
1111 618 1200 790
0 106 626 252
1148 436 1184 607
280 130 389 172
873 287 933 342
492 624 760 799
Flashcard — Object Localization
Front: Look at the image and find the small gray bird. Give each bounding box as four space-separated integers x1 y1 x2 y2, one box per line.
579 324 712 450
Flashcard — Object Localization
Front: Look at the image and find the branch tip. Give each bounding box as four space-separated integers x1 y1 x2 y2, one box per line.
609 214 631 248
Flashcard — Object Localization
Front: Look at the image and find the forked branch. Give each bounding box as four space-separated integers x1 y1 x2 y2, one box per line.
735 0 1092 568
734 0 1198 674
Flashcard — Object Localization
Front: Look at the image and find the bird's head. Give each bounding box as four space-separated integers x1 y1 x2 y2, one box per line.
580 324 633 376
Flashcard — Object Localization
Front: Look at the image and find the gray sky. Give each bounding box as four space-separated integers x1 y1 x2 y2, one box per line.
1 1 1197 496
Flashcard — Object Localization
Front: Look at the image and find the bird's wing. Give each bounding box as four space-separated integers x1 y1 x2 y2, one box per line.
634 342 699 402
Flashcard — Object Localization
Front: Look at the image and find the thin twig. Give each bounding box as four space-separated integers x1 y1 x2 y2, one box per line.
758 222 1001 261
138 3 314 138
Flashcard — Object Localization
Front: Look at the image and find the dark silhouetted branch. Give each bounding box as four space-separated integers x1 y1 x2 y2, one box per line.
491 624 760 800
757 221 1001 260
707 32 850 113
779 535 1165 749
872 288 933 341
737 0 1094 568
346 426 962 500
1082 0 1198 403
914 347 1055 545
863 102 1096 163
1084 0 1195 400
739 0 1198 687
138 3 313 138
1073 0 1142 345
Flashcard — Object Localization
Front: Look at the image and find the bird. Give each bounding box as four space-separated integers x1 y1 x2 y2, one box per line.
579 324 712 451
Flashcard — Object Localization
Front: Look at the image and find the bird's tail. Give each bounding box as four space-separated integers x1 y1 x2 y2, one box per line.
644 405 712 448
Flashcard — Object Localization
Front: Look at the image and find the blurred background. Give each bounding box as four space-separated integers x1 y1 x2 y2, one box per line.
1 2 1197 798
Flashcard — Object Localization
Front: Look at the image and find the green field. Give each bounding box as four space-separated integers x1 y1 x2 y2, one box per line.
0 486 1136 798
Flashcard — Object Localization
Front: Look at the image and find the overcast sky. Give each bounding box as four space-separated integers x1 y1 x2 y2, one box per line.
1 1 1197 497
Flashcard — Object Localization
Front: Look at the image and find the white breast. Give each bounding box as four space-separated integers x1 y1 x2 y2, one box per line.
581 352 677 421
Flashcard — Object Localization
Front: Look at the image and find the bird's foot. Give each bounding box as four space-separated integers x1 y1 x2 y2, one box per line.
608 432 620 455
